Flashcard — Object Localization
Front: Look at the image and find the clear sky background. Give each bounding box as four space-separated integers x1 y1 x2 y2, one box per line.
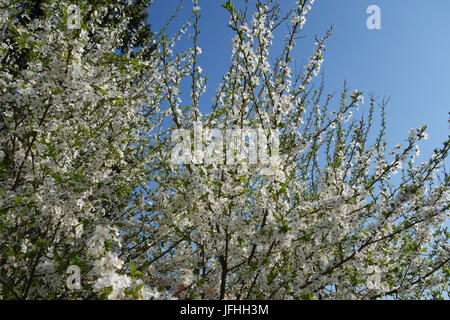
148 0 449 166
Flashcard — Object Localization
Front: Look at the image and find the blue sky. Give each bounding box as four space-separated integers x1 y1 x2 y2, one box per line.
148 0 449 165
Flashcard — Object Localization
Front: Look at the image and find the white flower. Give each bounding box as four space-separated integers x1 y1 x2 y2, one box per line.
415 145 421 156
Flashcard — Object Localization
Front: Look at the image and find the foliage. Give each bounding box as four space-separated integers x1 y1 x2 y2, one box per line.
0 0 448 300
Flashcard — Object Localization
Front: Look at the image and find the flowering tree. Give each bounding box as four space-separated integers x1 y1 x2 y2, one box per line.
0 0 448 300
0 0 172 299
